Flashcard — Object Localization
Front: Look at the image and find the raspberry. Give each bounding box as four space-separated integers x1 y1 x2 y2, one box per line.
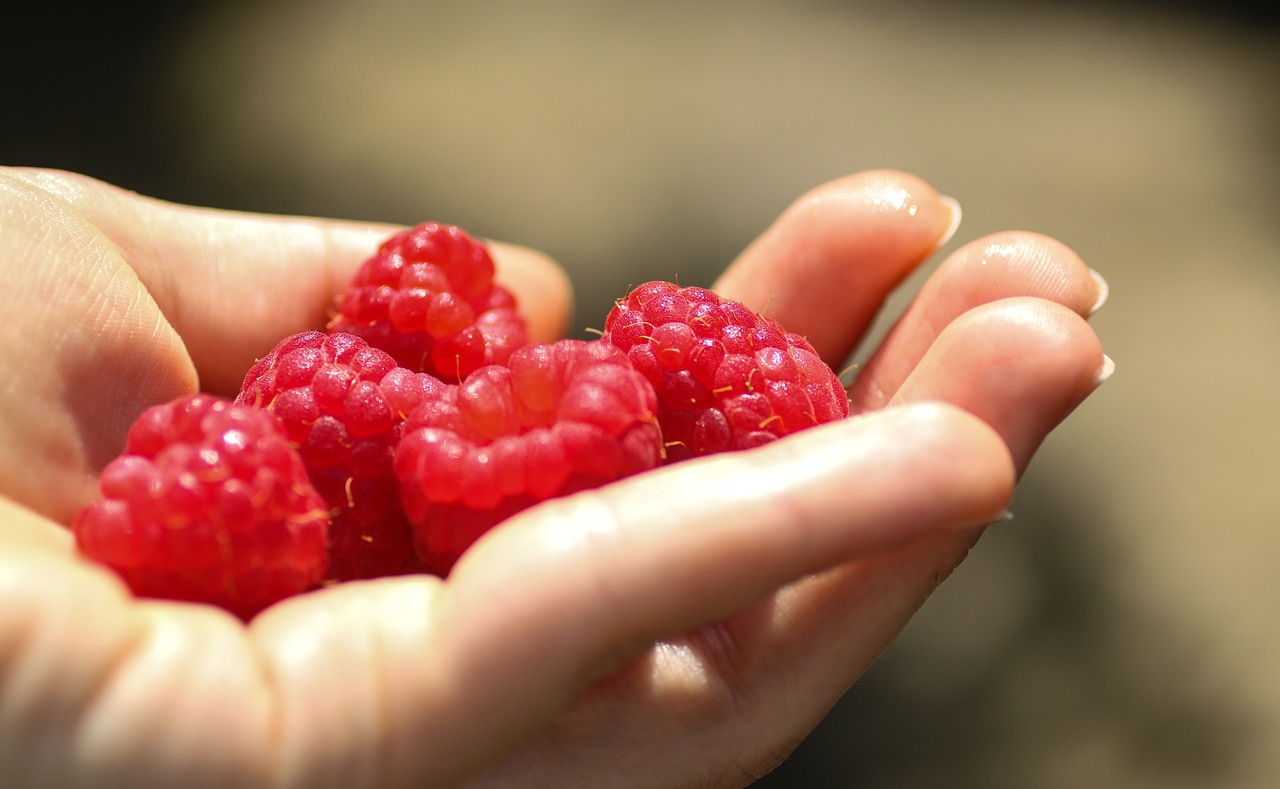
72 394 329 620
328 222 529 382
395 339 662 575
236 330 443 581
601 281 849 462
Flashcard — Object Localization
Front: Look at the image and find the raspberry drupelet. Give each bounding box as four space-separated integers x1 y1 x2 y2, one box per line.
395 339 663 576
601 281 849 462
72 394 329 620
328 222 528 383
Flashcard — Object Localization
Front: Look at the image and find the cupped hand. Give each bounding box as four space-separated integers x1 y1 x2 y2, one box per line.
0 167 1107 789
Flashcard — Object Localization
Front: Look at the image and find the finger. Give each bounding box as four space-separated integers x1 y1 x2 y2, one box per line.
0 506 275 789
712 169 960 364
0 497 448 789
768 298 1108 669
890 297 1110 474
0 173 197 521
0 498 73 555
4 168 573 395
607 298 1107 776
334 403 1010 785
248 579 448 789
850 230 1106 412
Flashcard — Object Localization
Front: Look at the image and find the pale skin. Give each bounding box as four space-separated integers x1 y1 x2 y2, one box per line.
0 167 1109 788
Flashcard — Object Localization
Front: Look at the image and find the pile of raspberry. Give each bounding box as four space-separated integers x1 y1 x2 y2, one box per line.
72 223 850 618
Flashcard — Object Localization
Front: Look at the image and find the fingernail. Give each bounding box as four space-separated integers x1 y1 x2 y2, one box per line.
936 194 963 249
1094 353 1116 387
1063 354 1115 417
951 509 1012 532
1086 268 1110 316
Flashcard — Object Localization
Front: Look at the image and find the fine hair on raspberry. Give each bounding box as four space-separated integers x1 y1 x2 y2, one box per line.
236 330 444 581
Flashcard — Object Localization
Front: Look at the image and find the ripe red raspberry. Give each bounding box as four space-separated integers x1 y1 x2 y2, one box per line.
395 339 662 575
237 330 443 581
601 281 849 462
328 222 529 382
72 394 329 620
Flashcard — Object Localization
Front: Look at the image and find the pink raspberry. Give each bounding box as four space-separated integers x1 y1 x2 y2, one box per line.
236 330 443 581
328 222 529 382
395 339 662 575
72 394 329 620
601 281 849 462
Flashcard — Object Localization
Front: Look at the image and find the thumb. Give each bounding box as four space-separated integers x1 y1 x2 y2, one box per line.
0 171 196 521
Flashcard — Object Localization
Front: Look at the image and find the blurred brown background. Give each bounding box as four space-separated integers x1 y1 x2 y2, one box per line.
5 1 1278 786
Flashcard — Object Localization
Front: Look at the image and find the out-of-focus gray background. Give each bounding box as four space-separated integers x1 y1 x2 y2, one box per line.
5 1 1277 785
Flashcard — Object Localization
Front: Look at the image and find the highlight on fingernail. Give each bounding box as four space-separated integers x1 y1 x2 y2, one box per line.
952 510 1013 532
1094 354 1116 386
936 195 963 249
1087 268 1110 316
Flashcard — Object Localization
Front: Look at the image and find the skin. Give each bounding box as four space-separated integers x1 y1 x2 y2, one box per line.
0 167 1108 788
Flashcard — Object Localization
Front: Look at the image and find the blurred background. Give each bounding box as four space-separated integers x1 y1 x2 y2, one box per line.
4 1 1277 785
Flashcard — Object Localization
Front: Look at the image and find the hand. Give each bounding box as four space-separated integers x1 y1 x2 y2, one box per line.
0 167 1108 788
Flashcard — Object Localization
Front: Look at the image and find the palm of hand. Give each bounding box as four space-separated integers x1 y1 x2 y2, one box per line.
0 167 1106 788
